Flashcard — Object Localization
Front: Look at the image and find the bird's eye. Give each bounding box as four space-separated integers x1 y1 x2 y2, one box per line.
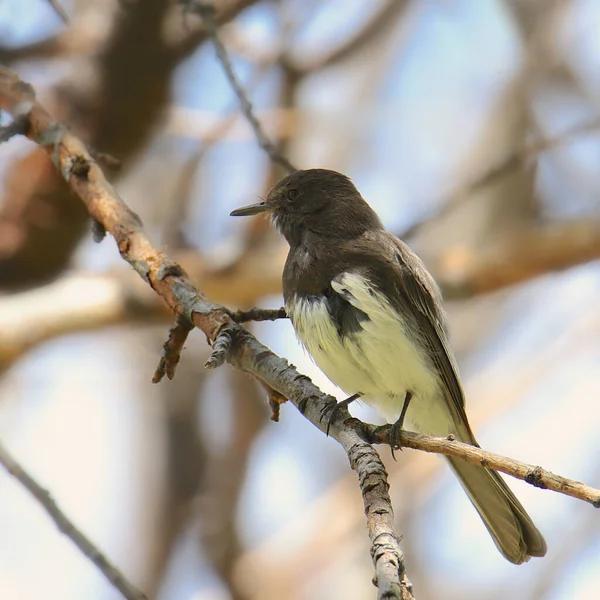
287 189 300 202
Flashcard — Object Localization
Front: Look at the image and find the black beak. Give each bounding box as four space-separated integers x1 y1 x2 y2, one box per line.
230 201 271 217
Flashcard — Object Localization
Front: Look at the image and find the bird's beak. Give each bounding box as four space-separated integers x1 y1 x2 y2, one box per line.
230 201 271 217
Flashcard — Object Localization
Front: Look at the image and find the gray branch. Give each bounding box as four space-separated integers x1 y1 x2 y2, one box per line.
0 441 147 600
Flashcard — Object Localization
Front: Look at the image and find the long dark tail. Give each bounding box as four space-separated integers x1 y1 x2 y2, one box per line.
448 456 547 564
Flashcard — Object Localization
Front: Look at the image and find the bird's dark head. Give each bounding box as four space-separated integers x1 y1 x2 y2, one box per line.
230 168 383 246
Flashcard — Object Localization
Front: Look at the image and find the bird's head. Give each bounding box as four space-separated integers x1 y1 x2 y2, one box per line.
230 168 382 245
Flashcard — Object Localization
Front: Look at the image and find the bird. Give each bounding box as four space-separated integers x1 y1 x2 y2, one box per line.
230 168 546 564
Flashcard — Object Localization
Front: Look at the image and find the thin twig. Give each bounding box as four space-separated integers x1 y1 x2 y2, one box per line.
163 61 274 247
46 0 70 24
257 380 288 422
205 323 236 369
366 426 600 508
153 316 194 382
0 440 147 600
186 1 297 174
285 0 410 74
403 116 600 240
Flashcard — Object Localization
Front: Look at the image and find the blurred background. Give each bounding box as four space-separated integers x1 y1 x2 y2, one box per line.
1 0 600 599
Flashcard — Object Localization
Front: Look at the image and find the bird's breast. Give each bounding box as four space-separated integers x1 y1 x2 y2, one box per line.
285 275 440 421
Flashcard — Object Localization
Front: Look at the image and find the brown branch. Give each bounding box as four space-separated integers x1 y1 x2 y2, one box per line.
437 219 600 300
46 0 70 23
0 65 411 600
186 1 297 174
3 213 600 366
0 63 600 598
285 0 410 74
0 440 147 600
5 66 600 595
153 316 194 382
367 427 600 507
0 35 68 64
200 369 269 599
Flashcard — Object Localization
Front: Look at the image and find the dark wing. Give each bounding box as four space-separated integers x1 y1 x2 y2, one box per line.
348 230 476 442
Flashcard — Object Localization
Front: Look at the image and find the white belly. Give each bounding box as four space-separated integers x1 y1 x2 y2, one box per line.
286 273 457 436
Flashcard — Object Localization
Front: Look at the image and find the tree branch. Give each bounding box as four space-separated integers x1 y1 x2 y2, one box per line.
4 65 600 598
367 427 600 507
0 65 411 600
185 1 297 174
285 0 410 74
153 316 194 382
0 440 147 600
402 116 600 242
437 219 600 300
45 0 70 24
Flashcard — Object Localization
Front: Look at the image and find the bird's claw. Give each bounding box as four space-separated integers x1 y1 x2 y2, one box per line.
321 393 361 436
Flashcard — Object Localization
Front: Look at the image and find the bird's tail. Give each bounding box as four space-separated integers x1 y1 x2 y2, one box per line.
447 456 547 564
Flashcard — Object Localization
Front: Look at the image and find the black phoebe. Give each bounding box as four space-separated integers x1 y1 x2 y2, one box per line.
231 168 546 564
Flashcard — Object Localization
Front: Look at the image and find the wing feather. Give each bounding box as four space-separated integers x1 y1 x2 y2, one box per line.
345 231 476 442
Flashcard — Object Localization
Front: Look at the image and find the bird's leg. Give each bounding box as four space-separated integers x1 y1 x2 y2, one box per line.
390 391 413 460
321 393 361 436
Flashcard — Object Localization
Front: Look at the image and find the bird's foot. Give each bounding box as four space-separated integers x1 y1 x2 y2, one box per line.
321 393 361 436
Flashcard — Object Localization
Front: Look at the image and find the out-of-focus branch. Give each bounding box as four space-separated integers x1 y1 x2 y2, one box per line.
4 213 600 364
0 273 165 367
188 1 296 174
163 60 275 248
0 440 147 600
437 219 600 300
6 66 600 595
285 0 410 74
0 66 412 600
402 116 600 241
169 0 261 60
46 0 70 24
0 35 68 63
200 369 269 600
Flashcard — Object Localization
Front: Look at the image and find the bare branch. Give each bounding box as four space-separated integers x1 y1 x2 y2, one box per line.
3 213 600 366
367 427 600 507
46 0 70 24
0 440 147 600
153 316 194 382
185 1 297 174
437 219 600 300
403 116 600 241
286 0 410 74
5 65 600 595
0 65 410 600
170 0 262 59
163 59 274 248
